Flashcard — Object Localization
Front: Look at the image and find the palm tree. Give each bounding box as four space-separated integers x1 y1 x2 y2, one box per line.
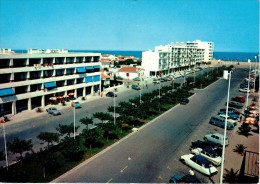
238 123 252 137
223 168 239 183
233 144 247 155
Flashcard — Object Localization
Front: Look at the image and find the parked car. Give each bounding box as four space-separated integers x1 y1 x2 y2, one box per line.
218 111 239 119
219 108 240 115
169 173 201 183
218 114 238 126
239 88 250 93
180 98 189 105
133 77 141 81
180 154 218 176
106 92 117 97
209 115 234 130
72 100 81 108
153 79 161 84
191 148 222 166
131 84 140 90
204 133 228 146
46 107 61 115
190 140 220 150
231 96 245 103
228 101 244 109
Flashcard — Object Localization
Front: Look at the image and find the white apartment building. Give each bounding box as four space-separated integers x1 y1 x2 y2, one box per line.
142 40 214 77
0 49 101 116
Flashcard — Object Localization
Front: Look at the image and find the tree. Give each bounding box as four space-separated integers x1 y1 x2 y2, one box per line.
37 132 59 149
80 117 93 130
82 127 104 150
223 168 239 183
93 112 113 124
56 123 79 138
60 138 86 161
237 123 252 137
7 137 33 162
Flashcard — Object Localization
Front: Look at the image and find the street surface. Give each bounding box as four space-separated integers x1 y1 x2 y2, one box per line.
51 68 254 183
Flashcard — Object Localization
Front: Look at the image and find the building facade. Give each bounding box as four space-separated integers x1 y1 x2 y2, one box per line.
142 40 214 77
0 49 101 116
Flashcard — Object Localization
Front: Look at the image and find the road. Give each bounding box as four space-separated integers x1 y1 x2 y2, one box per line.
52 68 248 183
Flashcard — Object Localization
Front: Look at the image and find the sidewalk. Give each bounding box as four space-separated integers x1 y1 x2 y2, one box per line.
212 92 259 183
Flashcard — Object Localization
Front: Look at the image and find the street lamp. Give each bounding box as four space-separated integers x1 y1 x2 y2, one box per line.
253 55 258 92
220 70 232 184
246 59 251 108
114 85 116 126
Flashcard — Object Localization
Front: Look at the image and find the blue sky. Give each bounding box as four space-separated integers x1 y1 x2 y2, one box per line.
0 0 258 52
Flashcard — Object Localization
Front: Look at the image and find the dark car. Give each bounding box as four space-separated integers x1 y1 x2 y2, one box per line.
180 98 189 105
219 108 240 115
228 101 244 109
106 92 117 97
231 96 245 103
190 140 220 150
169 174 201 183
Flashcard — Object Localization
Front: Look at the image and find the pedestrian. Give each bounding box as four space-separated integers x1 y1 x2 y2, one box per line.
146 84 148 89
240 115 243 122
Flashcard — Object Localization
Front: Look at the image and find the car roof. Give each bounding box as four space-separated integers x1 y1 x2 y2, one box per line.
193 155 211 164
203 148 218 155
212 133 224 138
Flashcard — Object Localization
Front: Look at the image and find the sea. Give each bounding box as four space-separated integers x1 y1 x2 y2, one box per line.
14 50 258 62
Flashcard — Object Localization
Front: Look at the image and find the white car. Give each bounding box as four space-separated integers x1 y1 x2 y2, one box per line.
180 154 218 176
191 148 222 166
204 133 229 146
239 88 250 93
218 114 238 126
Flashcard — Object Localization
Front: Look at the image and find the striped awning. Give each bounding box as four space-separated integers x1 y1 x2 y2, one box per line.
86 66 94 70
76 67 86 73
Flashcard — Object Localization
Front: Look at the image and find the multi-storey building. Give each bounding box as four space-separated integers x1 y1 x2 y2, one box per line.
0 49 101 116
142 40 214 77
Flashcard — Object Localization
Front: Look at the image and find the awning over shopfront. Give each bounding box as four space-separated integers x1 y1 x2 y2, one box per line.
0 88 15 97
85 76 93 83
93 75 100 82
86 66 94 70
44 82 57 89
93 65 100 69
76 67 86 73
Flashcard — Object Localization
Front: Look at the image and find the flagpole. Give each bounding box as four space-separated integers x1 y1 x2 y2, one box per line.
2 121 8 170
246 59 251 108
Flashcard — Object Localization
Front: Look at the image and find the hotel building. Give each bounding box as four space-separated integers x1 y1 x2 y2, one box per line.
0 49 101 116
142 40 214 77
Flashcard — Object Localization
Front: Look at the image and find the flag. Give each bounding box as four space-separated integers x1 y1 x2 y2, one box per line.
248 59 251 63
68 106 72 111
223 70 229 80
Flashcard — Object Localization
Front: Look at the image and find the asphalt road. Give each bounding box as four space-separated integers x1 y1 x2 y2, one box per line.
52 68 248 183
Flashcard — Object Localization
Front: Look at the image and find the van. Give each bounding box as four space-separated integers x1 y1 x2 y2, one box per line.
209 115 234 130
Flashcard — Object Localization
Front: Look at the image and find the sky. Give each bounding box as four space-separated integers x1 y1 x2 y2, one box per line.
0 0 259 52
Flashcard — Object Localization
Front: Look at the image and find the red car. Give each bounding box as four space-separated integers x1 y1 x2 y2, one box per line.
231 96 245 103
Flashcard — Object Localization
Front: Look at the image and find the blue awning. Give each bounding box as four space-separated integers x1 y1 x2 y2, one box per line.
85 76 93 83
93 75 100 82
93 65 100 69
76 67 86 73
44 82 57 89
0 88 15 97
86 66 94 70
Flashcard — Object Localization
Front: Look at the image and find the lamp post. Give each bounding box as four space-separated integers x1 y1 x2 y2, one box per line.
246 59 251 108
220 70 231 184
139 84 142 104
114 85 116 126
253 55 257 92
1 121 8 170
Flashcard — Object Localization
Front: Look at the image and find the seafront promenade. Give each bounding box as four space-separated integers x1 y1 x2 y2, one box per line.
212 59 259 69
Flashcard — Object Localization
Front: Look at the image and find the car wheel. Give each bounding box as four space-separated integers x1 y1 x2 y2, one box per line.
179 158 185 163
